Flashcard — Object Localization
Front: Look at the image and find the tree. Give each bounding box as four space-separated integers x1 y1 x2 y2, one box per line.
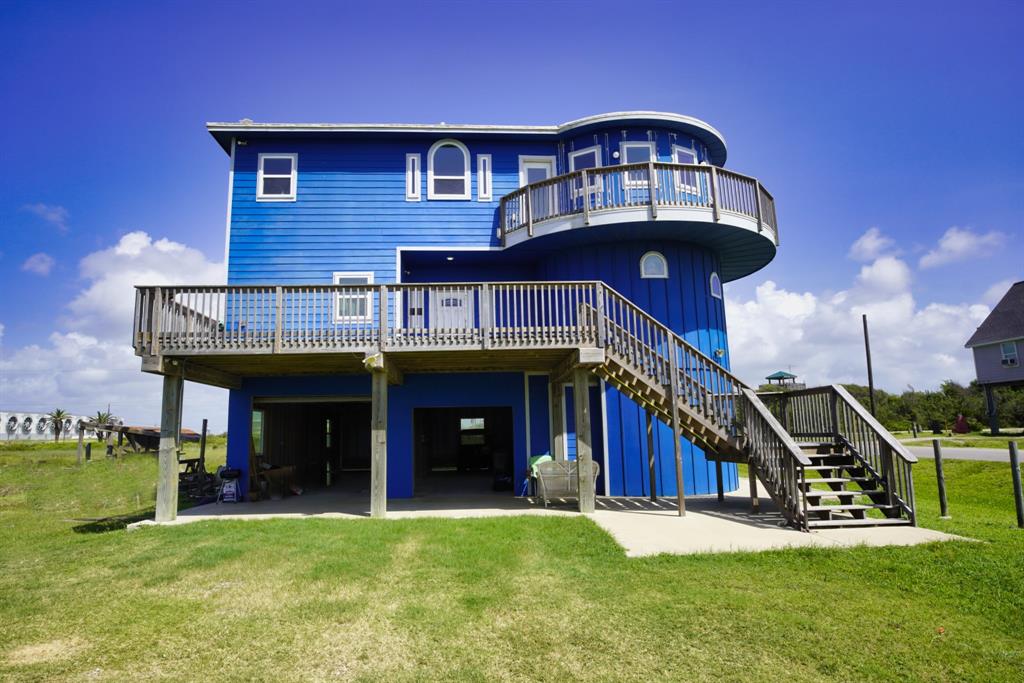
46 408 70 443
93 410 115 441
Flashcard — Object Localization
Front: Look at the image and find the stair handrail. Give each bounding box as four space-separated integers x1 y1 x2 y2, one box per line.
738 386 811 529
831 384 917 464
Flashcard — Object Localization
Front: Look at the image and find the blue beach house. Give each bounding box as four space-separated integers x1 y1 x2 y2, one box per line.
133 111 917 530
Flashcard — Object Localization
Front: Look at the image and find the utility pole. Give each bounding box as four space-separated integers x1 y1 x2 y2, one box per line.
862 314 876 416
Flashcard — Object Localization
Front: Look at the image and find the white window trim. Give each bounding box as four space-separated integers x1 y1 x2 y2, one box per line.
1001 341 1019 367
569 145 603 198
332 271 374 324
405 153 421 201
477 154 492 202
672 143 700 194
709 271 723 299
639 251 669 279
256 153 298 202
427 139 471 200
619 141 657 189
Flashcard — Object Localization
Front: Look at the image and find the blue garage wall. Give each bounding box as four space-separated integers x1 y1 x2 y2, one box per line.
226 372 527 500
535 239 738 497
526 374 550 458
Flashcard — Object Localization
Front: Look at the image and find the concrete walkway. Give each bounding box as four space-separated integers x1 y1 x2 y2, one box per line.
906 445 1013 462
131 479 966 556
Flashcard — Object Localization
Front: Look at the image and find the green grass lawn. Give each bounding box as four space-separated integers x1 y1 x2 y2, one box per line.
1 442 1023 681
897 430 1024 449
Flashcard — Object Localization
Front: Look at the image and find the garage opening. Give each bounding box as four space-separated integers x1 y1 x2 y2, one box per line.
252 400 370 497
413 407 514 496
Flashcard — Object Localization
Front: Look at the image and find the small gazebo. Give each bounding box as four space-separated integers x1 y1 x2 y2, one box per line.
764 370 804 390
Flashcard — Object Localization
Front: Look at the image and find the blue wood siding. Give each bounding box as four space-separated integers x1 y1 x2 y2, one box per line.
228 138 558 285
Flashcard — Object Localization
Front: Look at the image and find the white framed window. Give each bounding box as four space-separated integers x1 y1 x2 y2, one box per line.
672 144 699 194
427 139 471 199
620 141 656 188
405 153 421 201
1001 341 1019 367
639 251 668 279
333 272 374 323
569 145 603 198
477 154 492 202
710 271 723 299
257 153 297 201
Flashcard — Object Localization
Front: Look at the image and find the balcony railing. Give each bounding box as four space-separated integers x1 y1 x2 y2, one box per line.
498 162 777 245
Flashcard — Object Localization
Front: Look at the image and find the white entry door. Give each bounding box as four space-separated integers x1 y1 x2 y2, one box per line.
430 289 473 329
519 156 556 219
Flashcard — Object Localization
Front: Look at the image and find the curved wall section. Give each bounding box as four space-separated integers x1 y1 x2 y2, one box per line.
536 240 739 497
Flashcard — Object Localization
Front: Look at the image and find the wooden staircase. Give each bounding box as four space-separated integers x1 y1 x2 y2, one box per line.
591 285 918 530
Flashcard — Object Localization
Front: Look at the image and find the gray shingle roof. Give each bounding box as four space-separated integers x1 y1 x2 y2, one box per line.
965 281 1024 347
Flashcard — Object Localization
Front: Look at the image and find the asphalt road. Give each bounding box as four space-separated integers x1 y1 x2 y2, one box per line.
906 445 1015 462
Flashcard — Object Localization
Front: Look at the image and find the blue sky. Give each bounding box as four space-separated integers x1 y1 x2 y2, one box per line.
1 0 1022 428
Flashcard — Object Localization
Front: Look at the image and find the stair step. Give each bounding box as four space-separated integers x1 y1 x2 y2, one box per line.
806 517 912 529
801 477 871 485
804 489 883 499
805 504 891 513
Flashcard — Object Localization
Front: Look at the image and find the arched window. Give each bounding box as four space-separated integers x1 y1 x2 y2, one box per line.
427 139 471 200
639 251 668 279
709 271 723 299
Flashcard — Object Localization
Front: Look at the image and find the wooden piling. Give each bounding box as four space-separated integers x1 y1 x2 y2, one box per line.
156 374 183 522
1010 441 1024 529
932 439 950 519
573 369 595 514
370 367 388 519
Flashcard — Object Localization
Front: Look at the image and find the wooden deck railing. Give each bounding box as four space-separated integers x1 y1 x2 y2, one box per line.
759 385 918 524
499 162 777 245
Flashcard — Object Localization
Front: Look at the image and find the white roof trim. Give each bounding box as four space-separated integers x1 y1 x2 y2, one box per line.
206 110 727 149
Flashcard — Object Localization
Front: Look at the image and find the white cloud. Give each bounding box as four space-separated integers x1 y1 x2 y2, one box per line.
21 252 55 276
848 227 897 261
21 203 70 233
727 254 990 392
919 226 1005 269
0 232 227 430
982 279 1015 306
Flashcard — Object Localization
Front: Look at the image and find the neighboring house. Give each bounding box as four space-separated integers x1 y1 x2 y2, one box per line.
965 280 1024 433
133 111 917 530
0 411 89 441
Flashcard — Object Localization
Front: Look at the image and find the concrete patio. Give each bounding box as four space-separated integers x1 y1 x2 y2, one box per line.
131 478 964 556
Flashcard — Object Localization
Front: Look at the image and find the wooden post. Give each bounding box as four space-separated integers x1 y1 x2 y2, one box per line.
525 189 533 237
273 285 283 353
753 180 763 233
480 283 492 350
551 381 566 462
105 426 115 458
593 282 606 348
863 314 876 416
648 161 658 219
379 285 388 351
580 169 590 225
85 442 91 461
573 369 595 514
985 385 1000 435
748 460 761 513
645 410 656 501
76 425 85 466
199 418 208 470
715 461 724 502
156 374 183 523
1010 441 1024 529
932 439 950 519
668 381 686 517
709 165 720 222
370 366 388 519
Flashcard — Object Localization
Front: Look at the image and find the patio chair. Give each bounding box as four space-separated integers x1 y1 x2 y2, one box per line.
535 459 601 507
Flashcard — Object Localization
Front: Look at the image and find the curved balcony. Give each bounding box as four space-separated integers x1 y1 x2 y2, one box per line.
498 163 778 281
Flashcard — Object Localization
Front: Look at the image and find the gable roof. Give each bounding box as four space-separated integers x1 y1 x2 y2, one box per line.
965 281 1024 348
